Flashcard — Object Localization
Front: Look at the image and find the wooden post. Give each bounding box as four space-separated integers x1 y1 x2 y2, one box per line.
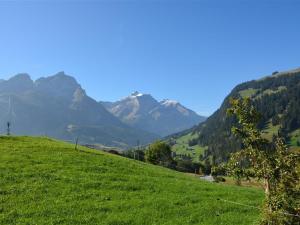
7 122 10 136
75 137 79 150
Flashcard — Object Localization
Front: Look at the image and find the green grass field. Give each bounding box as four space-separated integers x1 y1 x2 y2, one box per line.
171 133 207 162
0 136 264 225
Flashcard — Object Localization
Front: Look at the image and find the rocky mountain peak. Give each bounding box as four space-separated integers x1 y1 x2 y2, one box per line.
35 72 81 99
9 73 32 82
103 92 205 136
131 91 144 97
160 99 179 107
0 73 34 93
72 87 86 103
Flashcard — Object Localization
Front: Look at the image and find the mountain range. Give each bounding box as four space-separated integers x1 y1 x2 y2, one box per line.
101 91 205 137
0 72 204 148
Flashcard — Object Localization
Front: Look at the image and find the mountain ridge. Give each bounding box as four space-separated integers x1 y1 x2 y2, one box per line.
0 72 205 148
101 91 206 136
0 72 159 148
169 67 300 163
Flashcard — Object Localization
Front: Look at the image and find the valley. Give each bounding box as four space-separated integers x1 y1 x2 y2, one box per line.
1 2 300 224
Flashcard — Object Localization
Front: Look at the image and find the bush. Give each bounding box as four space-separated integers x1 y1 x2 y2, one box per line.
213 176 226 183
175 159 203 174
145 141 175 168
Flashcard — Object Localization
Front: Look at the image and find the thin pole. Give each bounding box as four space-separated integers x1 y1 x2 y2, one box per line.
7 122 10 136
75 137 79 150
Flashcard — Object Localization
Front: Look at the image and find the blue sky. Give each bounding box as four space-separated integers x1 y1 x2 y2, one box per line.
0 0 299 116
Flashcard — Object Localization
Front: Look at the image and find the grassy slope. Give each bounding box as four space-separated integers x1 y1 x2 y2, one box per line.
172 133 207 162
239 88 259 98
173 115 289 163
261 120 281 141
0 136 263 225
238 86 287 99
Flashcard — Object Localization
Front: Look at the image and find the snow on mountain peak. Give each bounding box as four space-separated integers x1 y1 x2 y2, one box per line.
131 91 144 97
161 99 179 107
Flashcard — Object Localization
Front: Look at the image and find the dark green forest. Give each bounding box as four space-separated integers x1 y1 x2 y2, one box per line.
174 70 300 164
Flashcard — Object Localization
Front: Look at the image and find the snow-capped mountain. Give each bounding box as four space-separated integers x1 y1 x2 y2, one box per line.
101 91 206 136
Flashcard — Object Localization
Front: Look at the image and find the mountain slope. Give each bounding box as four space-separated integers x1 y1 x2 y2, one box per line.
0 72 158 147
102 91 206 137
170 68 300 163
0 136 263 225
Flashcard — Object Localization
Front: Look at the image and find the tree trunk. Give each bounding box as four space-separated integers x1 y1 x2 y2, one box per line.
264 177 273 214
264 178 270 196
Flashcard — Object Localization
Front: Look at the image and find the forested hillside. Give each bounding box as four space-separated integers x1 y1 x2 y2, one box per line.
170 68 300 163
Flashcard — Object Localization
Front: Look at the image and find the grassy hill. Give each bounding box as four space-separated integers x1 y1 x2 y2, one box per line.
0 136 264 225
170 68 300 163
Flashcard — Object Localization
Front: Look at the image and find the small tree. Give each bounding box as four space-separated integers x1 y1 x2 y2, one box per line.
145 141 174 168
226 98 300 224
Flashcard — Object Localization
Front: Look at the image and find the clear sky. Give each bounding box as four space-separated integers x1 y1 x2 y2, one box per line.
0 0 299 116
